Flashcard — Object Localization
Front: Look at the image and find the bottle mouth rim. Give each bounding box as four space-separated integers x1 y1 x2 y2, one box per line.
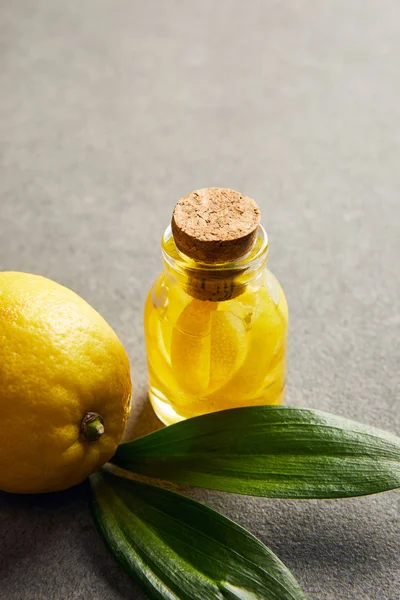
161 224 269 275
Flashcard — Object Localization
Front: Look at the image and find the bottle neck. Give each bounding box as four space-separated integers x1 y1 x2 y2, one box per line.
161 225 269 301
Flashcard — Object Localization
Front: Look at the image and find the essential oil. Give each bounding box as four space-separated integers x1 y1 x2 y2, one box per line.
144 188 288 425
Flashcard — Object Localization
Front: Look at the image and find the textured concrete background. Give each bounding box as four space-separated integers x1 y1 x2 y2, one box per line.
0 1 399 599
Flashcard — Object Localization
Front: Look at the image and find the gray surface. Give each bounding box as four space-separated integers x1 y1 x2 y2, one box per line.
0 1 399 598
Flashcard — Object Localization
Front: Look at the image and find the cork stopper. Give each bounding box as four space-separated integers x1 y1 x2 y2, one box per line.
171 188 261 264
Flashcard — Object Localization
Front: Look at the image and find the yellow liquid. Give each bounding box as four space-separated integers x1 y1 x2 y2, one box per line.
144 269 288 425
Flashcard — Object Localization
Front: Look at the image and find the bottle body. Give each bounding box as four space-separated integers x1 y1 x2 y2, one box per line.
144 226 288 425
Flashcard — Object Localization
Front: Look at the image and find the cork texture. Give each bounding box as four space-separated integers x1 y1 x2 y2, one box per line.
171 188 261 262
184 267 246 302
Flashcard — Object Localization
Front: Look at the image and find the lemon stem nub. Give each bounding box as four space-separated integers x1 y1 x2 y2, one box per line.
81 412 104 442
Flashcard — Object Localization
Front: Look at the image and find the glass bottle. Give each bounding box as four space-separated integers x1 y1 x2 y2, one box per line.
144 189 288 425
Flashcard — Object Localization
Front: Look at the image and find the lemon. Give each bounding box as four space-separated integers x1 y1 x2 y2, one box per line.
206 282 288 408
170 299 247 400
151 275 190 367
0 272 132 494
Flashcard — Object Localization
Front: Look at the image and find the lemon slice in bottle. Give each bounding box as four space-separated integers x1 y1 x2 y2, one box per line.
206 281 287 407
170 299 247 399
156 276 191 365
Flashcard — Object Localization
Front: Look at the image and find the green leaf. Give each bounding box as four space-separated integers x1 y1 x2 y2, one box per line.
112 406 400 499
90 471 306 600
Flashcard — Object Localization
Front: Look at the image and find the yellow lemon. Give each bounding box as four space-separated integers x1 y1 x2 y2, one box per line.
150 274 191 367
170 299 247 399
206 282 288 409
0 272 132 494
